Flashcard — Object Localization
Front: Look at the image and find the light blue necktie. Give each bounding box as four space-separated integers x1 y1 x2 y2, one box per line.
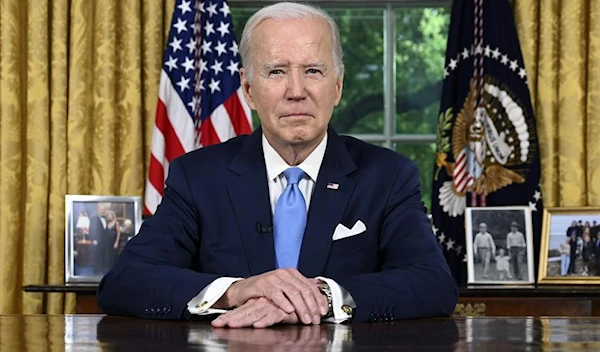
273 167 307 269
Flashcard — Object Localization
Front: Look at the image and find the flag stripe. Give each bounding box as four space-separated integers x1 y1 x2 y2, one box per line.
224 88 252 136
157 70 196 153
199 117 221 148
148 155 166 197
211 105 236 143
155 99 186 161
144 0 252 215
237 88 253 128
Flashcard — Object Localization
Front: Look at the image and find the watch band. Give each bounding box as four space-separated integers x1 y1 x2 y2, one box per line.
317 283 334 319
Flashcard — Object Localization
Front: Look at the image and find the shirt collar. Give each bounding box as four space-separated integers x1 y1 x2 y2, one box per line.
262 133 328 182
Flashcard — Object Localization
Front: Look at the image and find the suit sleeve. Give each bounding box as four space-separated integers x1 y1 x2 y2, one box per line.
97 158 218 320
334 161 458 322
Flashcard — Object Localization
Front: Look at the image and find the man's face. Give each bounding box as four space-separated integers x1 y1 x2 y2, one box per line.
479 224 487 232
240 17 343 149
511 225 517 232
97 204 107 216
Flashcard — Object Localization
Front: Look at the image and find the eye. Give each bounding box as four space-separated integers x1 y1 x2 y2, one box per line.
307 68 322 75
269 69 283 75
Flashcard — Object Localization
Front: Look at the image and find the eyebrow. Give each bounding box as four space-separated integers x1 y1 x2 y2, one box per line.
262 61 328 71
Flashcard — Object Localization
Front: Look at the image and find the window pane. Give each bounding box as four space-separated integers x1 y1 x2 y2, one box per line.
394 143 436 212
328 8 384 135
395 7 450 134
232 7 385 134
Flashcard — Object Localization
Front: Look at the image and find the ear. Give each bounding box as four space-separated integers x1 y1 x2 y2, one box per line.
333 73 344 106
239 68 256 110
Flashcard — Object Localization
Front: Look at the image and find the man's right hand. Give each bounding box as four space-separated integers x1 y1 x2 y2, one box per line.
214 268 328 325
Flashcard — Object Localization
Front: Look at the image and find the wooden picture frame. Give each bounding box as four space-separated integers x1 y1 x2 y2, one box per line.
538 207 600 284
465 206 535 285
65 195 142 283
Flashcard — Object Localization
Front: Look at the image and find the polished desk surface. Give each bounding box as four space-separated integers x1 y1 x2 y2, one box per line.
1 315 600 351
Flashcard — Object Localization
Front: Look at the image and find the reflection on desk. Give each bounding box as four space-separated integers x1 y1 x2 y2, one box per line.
1 315 600 351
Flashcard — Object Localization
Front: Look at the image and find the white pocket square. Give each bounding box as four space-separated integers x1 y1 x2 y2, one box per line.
332 220 367 241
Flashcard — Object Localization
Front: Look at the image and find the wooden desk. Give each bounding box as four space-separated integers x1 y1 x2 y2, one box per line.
1 315 600 350
457 286 600 317
23 284 101 314
24 284 600 317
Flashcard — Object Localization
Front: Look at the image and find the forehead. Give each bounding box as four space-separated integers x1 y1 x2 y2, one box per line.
251 17 333 60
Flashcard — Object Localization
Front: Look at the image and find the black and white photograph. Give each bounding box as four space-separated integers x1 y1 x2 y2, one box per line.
465 206 535 284
65 195 142 283
538 207 600 284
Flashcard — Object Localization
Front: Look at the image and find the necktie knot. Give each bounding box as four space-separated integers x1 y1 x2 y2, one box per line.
283 167 305 185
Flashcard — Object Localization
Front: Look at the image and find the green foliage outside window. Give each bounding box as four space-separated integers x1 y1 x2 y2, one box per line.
231 3 450 211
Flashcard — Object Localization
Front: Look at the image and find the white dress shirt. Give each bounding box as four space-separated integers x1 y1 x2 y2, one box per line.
187 133 356 323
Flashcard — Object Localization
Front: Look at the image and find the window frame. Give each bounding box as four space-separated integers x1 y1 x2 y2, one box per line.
229 0 450 149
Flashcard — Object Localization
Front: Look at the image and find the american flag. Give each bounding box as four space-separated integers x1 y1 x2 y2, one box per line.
144 0 252 215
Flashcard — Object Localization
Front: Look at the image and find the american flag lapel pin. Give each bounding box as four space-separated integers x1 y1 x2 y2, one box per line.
327 182 339 190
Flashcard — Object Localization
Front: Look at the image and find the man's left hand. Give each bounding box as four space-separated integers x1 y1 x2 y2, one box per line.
212 297 304 328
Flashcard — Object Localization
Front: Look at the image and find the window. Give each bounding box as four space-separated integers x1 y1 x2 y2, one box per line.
230 1 451 210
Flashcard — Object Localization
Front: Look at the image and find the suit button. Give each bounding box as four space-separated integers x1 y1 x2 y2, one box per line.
150 308 156 314
145 308 150 314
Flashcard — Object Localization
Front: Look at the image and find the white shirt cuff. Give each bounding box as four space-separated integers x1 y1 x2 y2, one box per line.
187 277 242 315
316 276 356 324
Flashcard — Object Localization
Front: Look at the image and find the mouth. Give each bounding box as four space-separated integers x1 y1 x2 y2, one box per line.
280 113 312 118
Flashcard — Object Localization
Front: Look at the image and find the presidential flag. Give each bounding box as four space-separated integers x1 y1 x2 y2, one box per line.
144 0 252 215
431 0 543 283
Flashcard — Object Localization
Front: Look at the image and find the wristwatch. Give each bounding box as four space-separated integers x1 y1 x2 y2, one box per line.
317 283 334 319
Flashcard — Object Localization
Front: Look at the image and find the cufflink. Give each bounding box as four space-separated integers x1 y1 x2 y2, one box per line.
195 301 208 311
341 305 353 316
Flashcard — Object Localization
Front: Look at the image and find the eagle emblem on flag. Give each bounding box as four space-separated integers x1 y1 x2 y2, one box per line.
434 76 537 218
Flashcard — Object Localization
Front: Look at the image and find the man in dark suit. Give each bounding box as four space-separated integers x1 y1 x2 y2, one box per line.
88 202 109 275
97 2 457 327
594 232 600 276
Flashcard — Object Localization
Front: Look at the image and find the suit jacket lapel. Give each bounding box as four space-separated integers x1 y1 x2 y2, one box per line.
297 129 357 278
227 128 276 276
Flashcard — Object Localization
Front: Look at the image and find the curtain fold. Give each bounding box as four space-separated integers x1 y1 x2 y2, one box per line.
514 0 600 207
0 0 173 314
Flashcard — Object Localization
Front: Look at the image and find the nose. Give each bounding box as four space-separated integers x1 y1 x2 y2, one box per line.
285 70 307 101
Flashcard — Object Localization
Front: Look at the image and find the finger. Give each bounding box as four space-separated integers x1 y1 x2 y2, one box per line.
281 311 300 325
252 306 286 328
266 288 295 314
286 271 326 316
227 299 274 328
279 270 324 323
212 298 258 327
272 276 314 324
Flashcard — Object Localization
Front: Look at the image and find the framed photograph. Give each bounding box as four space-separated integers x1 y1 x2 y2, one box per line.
465 206 535 284
538 207 600 284
65 195 142 283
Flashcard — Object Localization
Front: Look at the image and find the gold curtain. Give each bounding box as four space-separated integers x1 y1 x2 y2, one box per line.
0 0 176 314
514 0 600 207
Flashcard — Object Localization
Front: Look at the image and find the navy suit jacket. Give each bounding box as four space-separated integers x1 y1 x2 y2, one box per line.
97 127 458 322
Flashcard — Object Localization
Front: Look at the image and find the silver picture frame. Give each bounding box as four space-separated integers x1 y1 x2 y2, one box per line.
465 206 535 285
65 195 142 283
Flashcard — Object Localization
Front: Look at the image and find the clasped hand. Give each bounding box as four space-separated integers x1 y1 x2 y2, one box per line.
211 268 329 328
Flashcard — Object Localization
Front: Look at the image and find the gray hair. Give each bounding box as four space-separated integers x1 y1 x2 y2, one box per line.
239 2 344 83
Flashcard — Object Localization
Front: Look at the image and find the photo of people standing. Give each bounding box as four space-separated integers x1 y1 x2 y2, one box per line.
466 207 535 284
545 215 600 278
71 200 138 279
